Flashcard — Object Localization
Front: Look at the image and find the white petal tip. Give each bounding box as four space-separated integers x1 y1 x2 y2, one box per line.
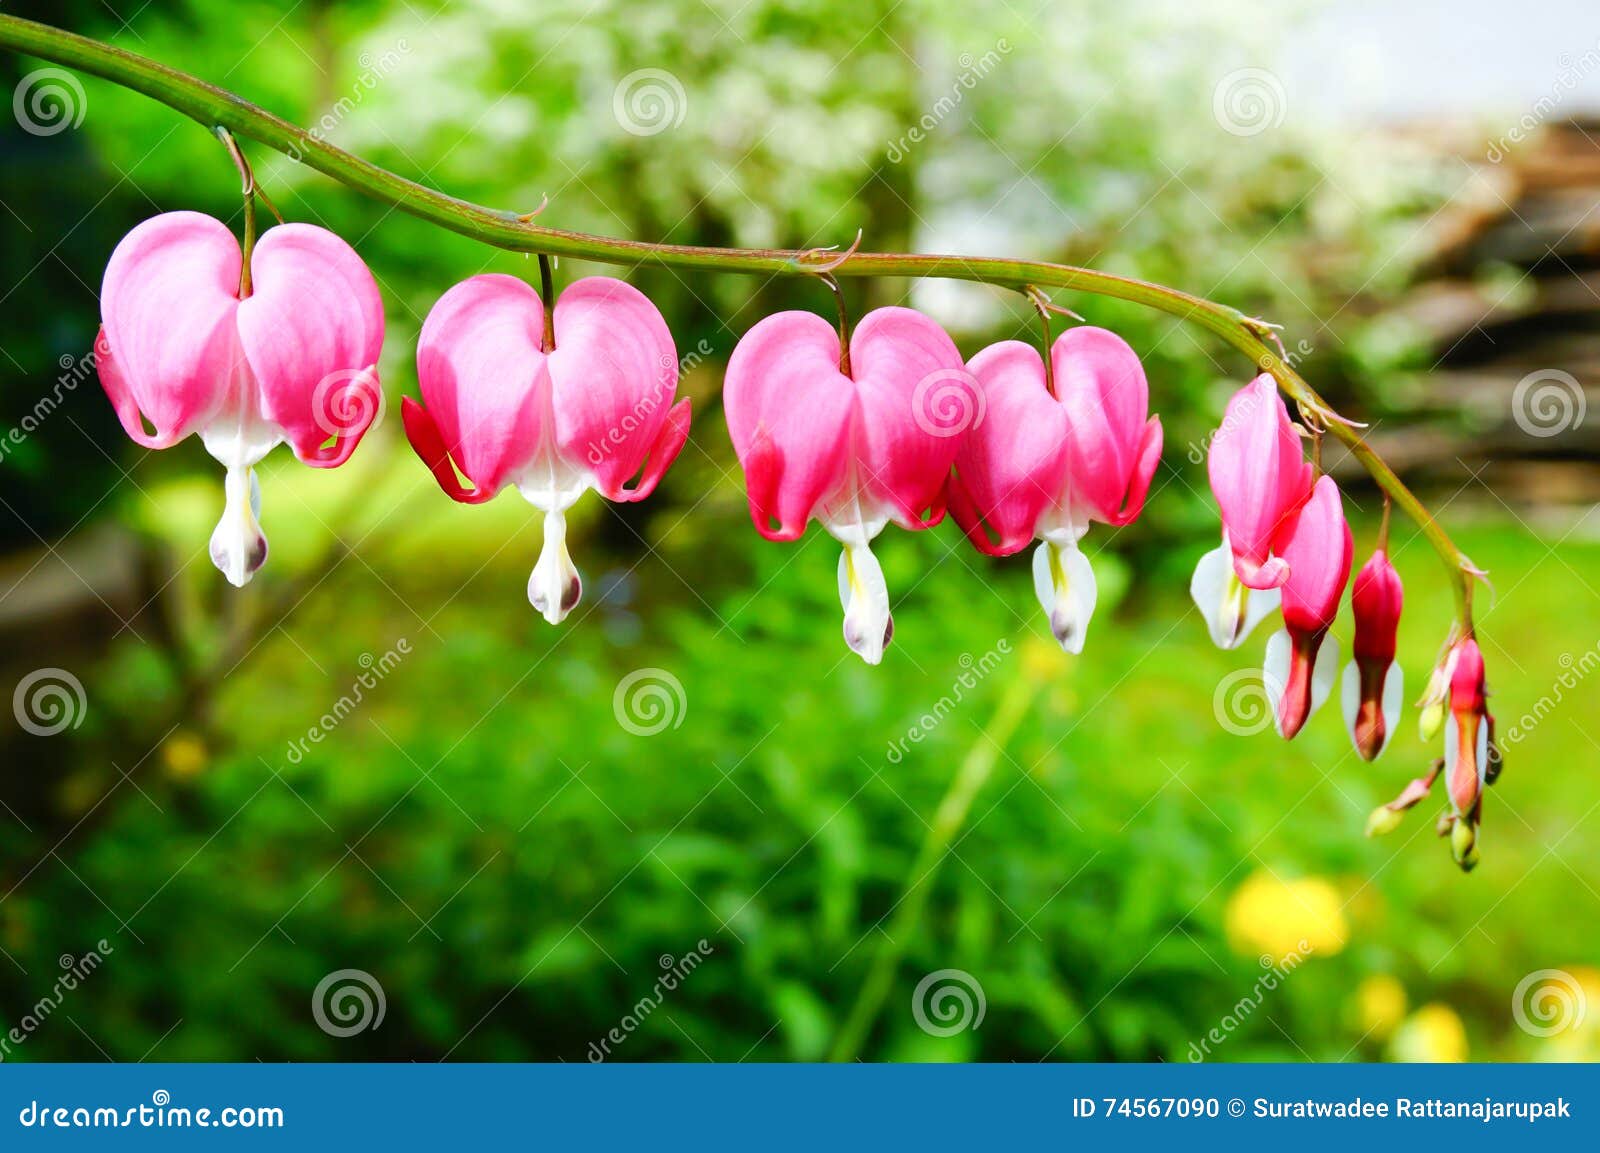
529 509 581 625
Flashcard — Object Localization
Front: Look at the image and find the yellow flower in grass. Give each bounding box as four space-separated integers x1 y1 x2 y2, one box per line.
1224 870 1347 963
161 729 208 780
1354 974 1408 1042
1389 1003 1468 1063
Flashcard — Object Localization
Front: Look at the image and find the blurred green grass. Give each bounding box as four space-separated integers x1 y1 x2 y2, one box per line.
5 438 1595 1061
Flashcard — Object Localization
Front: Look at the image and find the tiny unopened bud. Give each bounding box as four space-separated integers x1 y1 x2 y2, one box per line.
1366 805 1406 838
1419 700 1446 742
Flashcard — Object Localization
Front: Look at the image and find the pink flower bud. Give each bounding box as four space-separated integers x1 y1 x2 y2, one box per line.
1341 549 1404 760
1206 374 1312 591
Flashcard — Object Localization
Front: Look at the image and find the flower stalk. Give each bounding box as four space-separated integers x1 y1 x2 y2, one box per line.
0 12 1475 625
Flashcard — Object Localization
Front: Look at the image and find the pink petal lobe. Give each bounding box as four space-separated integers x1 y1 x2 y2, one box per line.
98 211 242 447
1208 374 1311 586
414 274 546 500
547 276 680 499
1276 475 1353 633
949 340 1070 555
1055 327 1156 524
401 396 495 504
237 223 384 467
849 307 974 529
612 398 692 503
724 311 856 535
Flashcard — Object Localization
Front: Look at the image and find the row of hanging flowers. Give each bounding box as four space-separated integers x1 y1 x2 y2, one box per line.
93 195 1496 871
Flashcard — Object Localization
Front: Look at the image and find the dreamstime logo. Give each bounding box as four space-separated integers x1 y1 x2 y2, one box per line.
884 39 1012 163
1212 667 1274 736
886 642 1010 764
1212 68 1285 137
13 68 87 136
1502 642 1600 746
612 668 686 736
1186 339 1313 464
1485 38 1600 162
0 940 114 1062
586 940 714 1061
285 39 412 162
1188 941 1312 1061
911 368 984 438
0 334 108 466
1512 968 1587 1038
584 350 689 467
1512 369 1585 439
312 968 386 1037
285 640 409 765
911 968 986 1037
613 69 687 137
13 668 86 736
312 368 384 439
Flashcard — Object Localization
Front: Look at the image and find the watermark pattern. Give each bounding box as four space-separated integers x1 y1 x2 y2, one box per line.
1512 968 1587 1037
17 1092 283 1129
911 968 986 1037
1212 667 1274 736
1187 940 1312 1061
884 40 1012 163
285 41 411 162
0 941 114 1062
0 335 107 466
586 940 714 1060
1186 339 1313 464
612 668 687 736
1502 642 1599 746
612 69 687 137
285 640 410 765
911 367 985 438
583 350 689 467
12 68 87 136
1212 68 1285 137
13 668 86 737
311 367 385 440
1511 369 1585 439
885 641 1010 764
312 968 386 1037
1486 39 1600 162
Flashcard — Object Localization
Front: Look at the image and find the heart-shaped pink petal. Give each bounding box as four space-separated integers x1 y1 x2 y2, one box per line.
413 273 546 502
98 211 242 447
238 223 385 467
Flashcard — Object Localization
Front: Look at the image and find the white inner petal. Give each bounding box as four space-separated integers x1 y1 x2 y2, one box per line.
1191 537 1280 651
1033 539 1097 655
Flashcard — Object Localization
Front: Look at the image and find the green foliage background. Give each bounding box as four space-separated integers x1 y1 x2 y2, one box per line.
0 0 1595 1063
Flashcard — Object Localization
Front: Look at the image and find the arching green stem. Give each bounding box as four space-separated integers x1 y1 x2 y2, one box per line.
0 13 1474 625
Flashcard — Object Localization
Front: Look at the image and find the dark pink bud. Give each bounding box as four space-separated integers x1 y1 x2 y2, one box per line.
1343 549 1404 760
1444 639 1491 822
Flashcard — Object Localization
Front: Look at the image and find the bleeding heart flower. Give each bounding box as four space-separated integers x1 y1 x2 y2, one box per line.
1442 637 1491 868
948 328 1162 653
1190 527 1281 650
1341 548 1404 760
97 211 384 586
402 273 690 623
1206 374 1312 590
1263 475 1352 738
723 306 972 664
